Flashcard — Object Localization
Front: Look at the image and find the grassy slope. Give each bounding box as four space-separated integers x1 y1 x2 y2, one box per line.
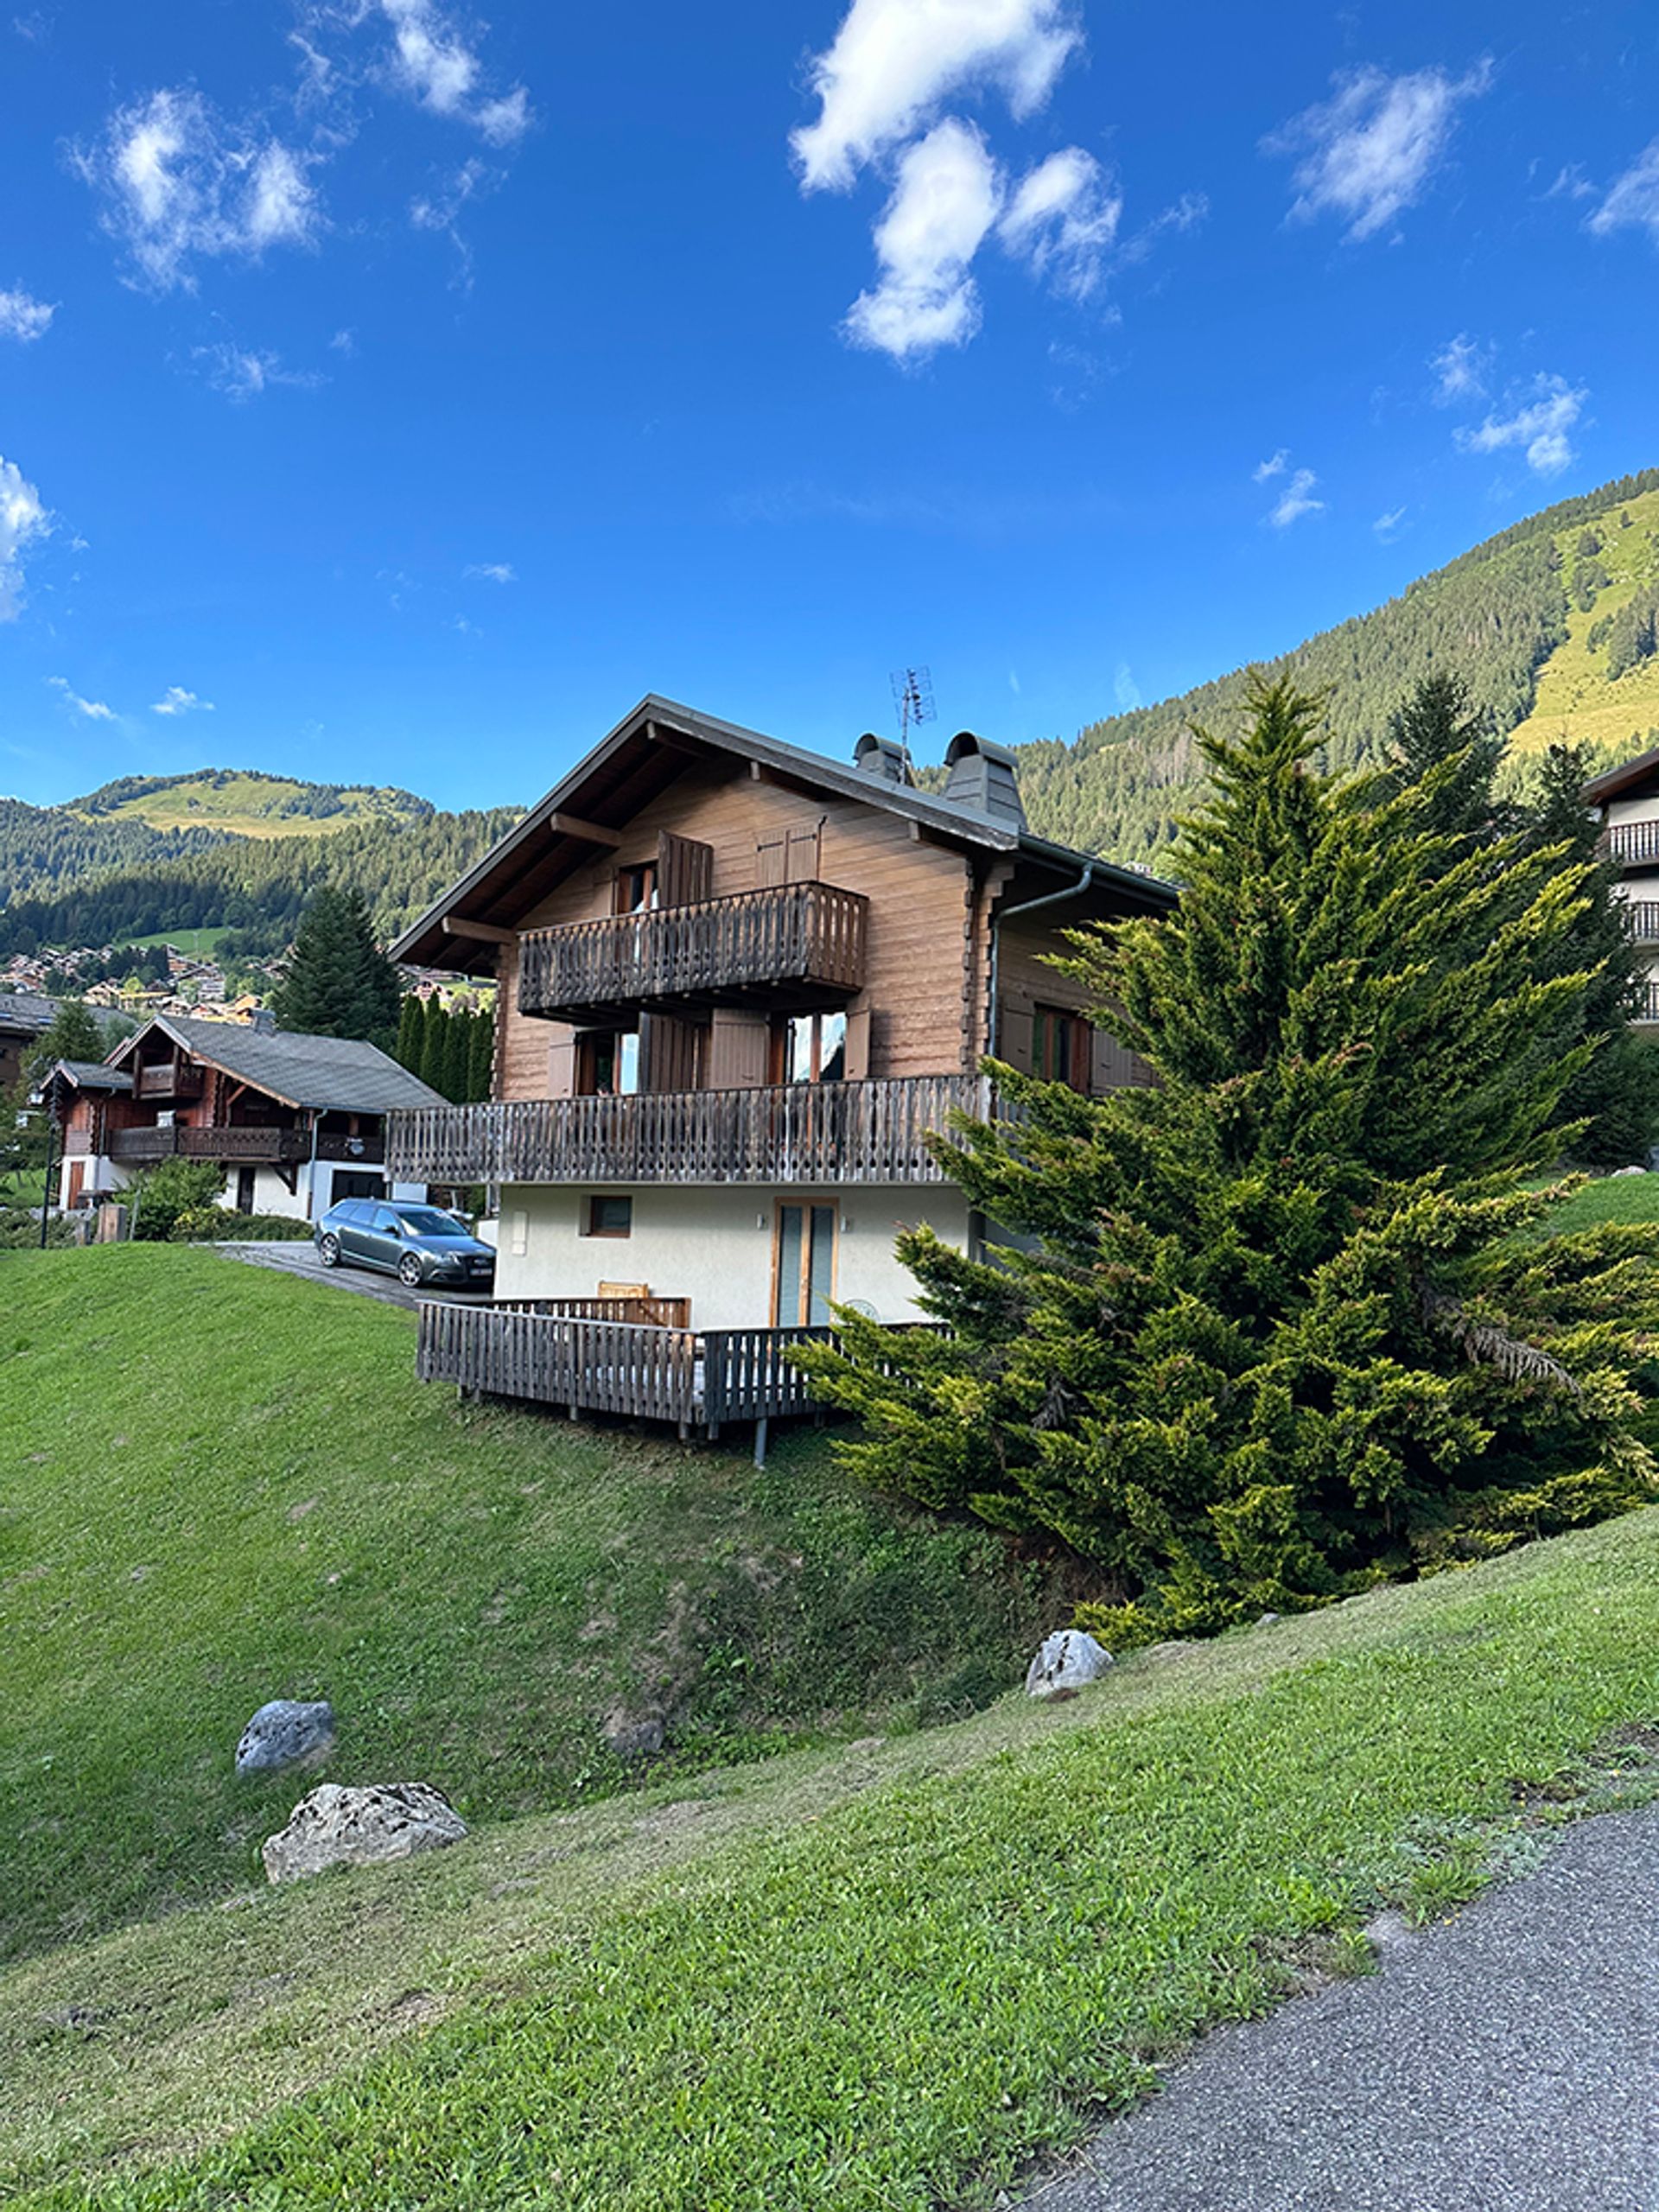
3 1509 1656 2209
72 774 426 842
0 1248 1060 1967
1509 483 1659 757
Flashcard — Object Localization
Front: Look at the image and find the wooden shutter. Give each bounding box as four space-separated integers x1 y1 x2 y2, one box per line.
756 836 786 888
658 830 714 908
843 1007 873 1082
707 1007 770 1089
1092 1024 1151 1091
998 1004 1033 1073
639 1012 702 1094
547 1032 578 1097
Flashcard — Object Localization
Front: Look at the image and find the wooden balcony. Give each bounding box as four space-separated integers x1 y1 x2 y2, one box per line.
106 1125 309 1165
517 880 868 1024
1634 982 1659 1027
386 1073 993 1187
133 1063 205 1101
1605 820 1659 867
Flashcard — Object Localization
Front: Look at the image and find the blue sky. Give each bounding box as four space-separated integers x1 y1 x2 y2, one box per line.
1 0 1656 811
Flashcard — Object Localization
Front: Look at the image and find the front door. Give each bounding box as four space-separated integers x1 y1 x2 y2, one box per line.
235 1166 257 1214
773 1201 836 1327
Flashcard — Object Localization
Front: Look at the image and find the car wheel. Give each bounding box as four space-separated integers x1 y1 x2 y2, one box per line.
397 1253 423 1288
319 1235 341 1268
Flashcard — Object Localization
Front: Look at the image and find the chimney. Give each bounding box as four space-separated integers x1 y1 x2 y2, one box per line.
941 730 1027 831
854 731 913 785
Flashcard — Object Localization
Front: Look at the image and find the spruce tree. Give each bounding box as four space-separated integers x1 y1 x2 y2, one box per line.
270 887 401 1047
799 676 1659 1642
442 1004 472 1102
1384 671 1515 846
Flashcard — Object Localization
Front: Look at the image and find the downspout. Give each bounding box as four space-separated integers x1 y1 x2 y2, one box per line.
969 859 1096 1265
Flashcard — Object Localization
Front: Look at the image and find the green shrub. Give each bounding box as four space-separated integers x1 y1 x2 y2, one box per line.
128 1157 226 1241
167 1206 310 1243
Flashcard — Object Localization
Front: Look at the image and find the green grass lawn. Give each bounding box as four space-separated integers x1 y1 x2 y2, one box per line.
0 1247 1060 1967
1521 1167 1659 1240
3 1507 1656 2209
119 925 231 956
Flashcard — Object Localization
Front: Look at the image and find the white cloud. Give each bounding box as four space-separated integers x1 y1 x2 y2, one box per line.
842 118 1001 359
1429 332 1490 404
1267 60 1491 242
1262 461 1324 528
1253 448 1289 483
1114 662 1141 710
791 0 1077 192
1455 373 1586 477
48 676 114 720
377 0 530 143
997 146 1120 299
410 156 495 279
193 342 327 402
0 287 53 342
0 454 48 620
73 88 320 291
1589 140 1659 242
464 561 515 582
151 686 213 715
1373 506 1407 541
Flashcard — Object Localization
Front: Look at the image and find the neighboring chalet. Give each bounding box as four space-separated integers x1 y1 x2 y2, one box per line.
42 1014 442 1217
0 993 124 1096
386 696 1177 1443
1586 744 1659 1027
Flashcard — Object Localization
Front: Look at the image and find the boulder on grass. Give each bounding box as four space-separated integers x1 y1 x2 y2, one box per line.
236 1699 337 1777
262 1783 467 1884
1025 1629 1115 1699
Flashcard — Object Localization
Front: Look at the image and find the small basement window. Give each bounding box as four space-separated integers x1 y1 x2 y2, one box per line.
583 1194 633 1237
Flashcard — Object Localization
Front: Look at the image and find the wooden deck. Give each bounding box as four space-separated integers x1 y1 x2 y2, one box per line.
386 1072 993 1187
416 1300 829 1433
518 880 868 1024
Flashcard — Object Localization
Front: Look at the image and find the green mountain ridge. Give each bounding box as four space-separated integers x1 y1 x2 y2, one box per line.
68 768 435 838
987 466 1659 862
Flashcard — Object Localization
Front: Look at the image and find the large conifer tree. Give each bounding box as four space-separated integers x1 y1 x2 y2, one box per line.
799 676 1659 1641
270 887 401 1046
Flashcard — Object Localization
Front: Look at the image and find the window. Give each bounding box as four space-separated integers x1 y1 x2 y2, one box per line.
577 1028 639 1096
613 861 658 915
774 1202 836 1325
1033 1003 1090 1092
584 1194 633 1238
772 1009 848 1084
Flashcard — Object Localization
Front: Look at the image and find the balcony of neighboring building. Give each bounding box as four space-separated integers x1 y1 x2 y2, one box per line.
517 880 868 1026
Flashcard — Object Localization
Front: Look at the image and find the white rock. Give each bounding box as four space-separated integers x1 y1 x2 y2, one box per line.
1024 1628 1115 1699
262 1782 467 1884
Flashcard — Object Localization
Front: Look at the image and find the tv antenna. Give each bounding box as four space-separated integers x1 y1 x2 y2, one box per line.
890 666 935 769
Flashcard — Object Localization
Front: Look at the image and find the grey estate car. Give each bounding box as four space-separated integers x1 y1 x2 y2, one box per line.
315 1198 496 1290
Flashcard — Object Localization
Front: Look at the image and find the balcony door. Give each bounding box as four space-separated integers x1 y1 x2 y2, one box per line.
773 1200 836 1327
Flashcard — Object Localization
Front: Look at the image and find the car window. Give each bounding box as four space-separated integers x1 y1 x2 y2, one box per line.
394 1207 463 1236
335 1201 366 1224
372 1207 403 1233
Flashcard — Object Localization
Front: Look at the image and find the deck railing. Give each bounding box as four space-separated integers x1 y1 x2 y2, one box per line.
1605 820 1659 866
518 880 868 1020
387 1072 993 1188
104 1124 309 1164
501 1294 693 1329
1634 981 1659 1025
416 1302 938 1433
1621 899 1659 943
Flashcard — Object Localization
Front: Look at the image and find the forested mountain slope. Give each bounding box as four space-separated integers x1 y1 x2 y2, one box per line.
0 801 232 905
995 467 1659 864
71 769 434 839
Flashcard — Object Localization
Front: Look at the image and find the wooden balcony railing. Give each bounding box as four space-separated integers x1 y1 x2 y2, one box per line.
518 880 868 1022
502 1294 693 1329
1605 820 1659 867
1633 981 1659 1025
133 1063 204 1101
1621 900 1659 943
106 1125 309 1164
386 1073 993 1187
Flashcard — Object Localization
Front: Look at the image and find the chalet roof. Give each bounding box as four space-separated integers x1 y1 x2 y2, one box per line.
0 992 126 1039
1583 744 1659 806
392 694 1179 970
108 1016 445 1116
48 1058 133 1093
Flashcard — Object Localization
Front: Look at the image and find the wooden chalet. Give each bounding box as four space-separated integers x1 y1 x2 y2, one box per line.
43 1014 443 1218
386 696 1178 1447
1586 743 1659 1027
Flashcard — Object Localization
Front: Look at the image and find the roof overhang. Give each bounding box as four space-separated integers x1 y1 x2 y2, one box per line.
1583 743 1659 806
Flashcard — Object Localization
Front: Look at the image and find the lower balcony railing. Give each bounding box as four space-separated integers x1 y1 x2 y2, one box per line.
386 1073 994 1187
1634 981 1659 1025
105 1125 308 1164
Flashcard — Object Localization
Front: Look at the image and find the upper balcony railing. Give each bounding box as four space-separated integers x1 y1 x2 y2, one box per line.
517 880 868 1024
86 1124 385 1166
1621 899 1659 944
386 1073 992 1188
1634 981 1659 1026
1605 820 1659 868
132 1063 205 1101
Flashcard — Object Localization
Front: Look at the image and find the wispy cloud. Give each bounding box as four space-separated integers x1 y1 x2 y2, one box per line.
1429 331 1490 404
0 454 48 620
72 88 320 292
1114 662 1141 710
376 0 530 143
48 675 114 720
997 147 1122 302
0 287 54 342
464 560 516 582
192 341 327 403
1588 139 1659 243
1454 372 1586 477
151 686 213 715
1373 506 1408 541
410 156 496 280
1267 60 1491 242
1255 451 1324 527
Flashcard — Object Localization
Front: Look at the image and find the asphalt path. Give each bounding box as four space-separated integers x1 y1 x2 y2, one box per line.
216 1238 493 1311
1021 1800 1659 2212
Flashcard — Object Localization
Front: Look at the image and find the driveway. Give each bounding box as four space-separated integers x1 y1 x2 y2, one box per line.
1020 1799 1659 2212
216 1239 494 1312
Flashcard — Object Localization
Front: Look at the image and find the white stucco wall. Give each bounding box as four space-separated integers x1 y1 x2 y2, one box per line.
492 1181 970 1330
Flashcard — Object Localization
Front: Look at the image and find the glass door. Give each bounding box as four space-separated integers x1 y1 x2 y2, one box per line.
773 1201 836 1325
